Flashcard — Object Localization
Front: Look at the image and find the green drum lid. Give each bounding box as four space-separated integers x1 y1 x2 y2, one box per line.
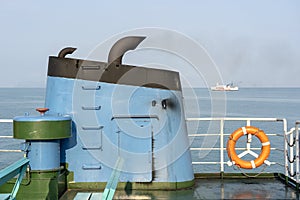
13 114 72 140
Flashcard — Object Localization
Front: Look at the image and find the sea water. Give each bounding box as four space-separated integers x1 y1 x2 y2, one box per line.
0 88 300 173
0 88 45 168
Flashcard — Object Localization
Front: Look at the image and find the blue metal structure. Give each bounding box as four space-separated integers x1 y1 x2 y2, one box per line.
43 36 194 188
27 140 60 170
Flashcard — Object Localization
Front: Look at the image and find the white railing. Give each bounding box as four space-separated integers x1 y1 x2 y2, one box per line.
0 119 13 123
0 119 21 153
186 117 294 179
296 122 300 183
286 121 300 184
1 117 299 184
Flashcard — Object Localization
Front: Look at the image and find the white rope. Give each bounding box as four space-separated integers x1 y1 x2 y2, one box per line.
262 141 270 146
250 160 256 169
242 127 247 135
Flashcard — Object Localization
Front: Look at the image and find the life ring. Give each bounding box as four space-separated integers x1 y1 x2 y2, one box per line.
227 126 271 169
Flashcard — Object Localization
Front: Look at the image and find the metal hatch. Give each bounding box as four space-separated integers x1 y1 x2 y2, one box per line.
112 115 157 182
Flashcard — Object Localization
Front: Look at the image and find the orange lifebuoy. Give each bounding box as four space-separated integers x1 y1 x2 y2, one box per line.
227 126 271 169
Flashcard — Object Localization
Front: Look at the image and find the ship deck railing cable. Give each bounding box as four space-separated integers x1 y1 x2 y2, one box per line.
186 117 299 184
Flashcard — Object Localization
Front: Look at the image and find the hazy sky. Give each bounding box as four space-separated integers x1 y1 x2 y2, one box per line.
0 1 299 87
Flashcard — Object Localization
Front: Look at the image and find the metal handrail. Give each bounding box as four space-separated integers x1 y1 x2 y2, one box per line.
0 136 13 138
0 119 22 153
282 123 300 183
186 117 288 176
292 122 300 183
0 119 13 123
1 117 299 184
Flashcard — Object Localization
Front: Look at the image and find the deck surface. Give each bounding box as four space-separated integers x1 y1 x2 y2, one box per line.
73 192 102 200
60 178 299 199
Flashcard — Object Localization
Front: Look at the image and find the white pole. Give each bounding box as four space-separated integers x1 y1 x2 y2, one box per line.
295 122 300 183
220 119 224 173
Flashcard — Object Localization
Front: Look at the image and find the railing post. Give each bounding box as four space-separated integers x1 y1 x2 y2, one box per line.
220 119 224 177
289 129 294 178
283 119 288 178
246 120 251 126
296 122 300 184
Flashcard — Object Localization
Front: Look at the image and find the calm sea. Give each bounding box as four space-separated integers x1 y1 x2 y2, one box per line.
0 88 45 168
0 87 300 172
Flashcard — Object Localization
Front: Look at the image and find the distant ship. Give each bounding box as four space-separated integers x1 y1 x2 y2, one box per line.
211 82 239 91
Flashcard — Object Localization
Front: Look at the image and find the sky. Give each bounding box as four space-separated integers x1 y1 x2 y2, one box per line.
0 0 299 88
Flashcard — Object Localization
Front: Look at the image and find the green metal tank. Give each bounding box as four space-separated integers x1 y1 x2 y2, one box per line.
11 108 72 199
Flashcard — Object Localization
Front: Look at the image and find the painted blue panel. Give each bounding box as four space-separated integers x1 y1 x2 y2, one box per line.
28 140 60 170
113 118 152 182
45 76 194 183
81 128 103 150
45 77 75 115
